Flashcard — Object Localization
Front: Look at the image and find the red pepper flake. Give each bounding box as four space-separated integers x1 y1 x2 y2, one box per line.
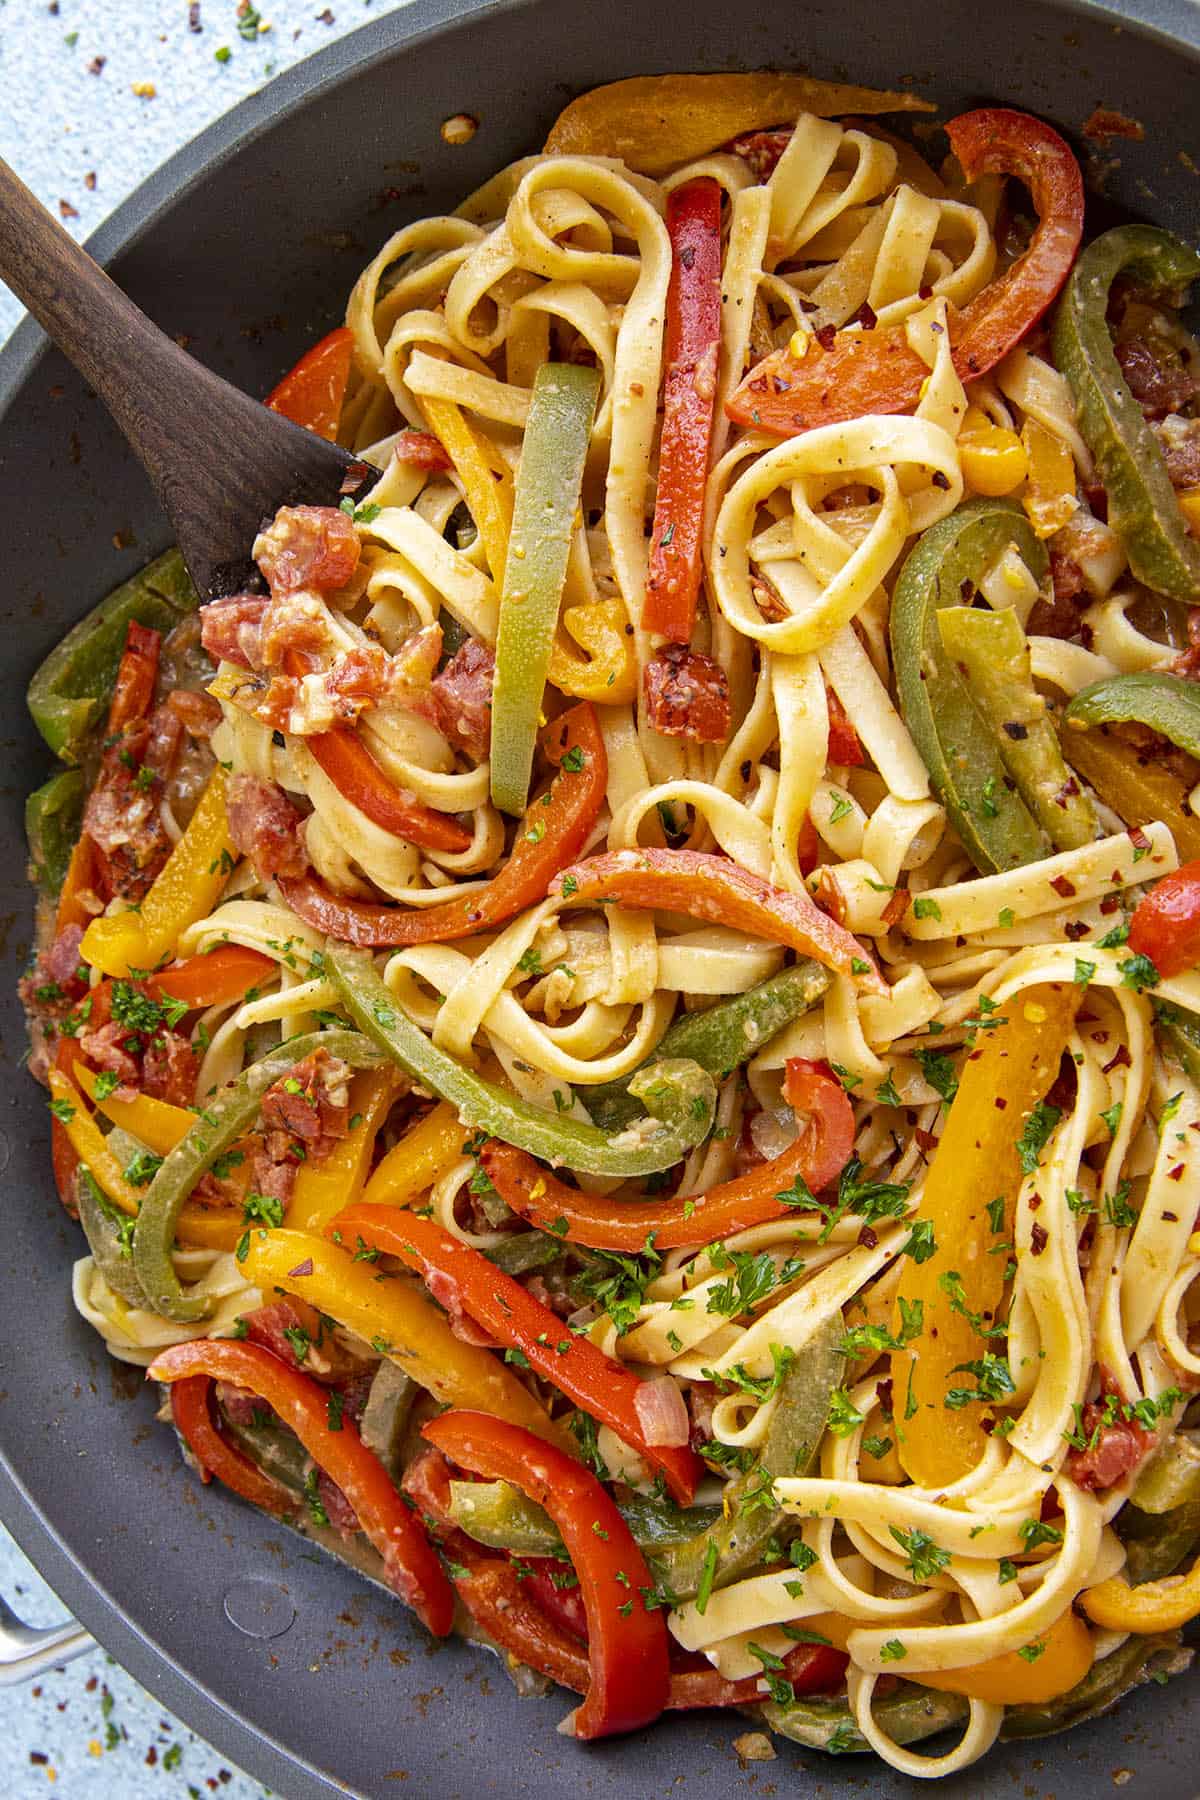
815 323 837 351
1030 1222 1049 1256
1028 1193 1042 1211
1049 875 1076 898
287 1258 314 1277
850 301 878 331
1169 1165 1186 1182
1064 920 1090 941
84 171 97 191
931 470 951 490
58 199 79 220
857 1224 879 1248
1128 825 1151 854
316 6 336 20
1099 894 1121 914
87 54 106 73
994 1096 1008 1110
915 1127 938 1153
1083 106 1145 143
1103 1044 1132 1074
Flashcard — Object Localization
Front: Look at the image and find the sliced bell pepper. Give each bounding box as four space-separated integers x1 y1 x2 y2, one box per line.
579 960 831 1133
542 72 932 176
280 700 607 947
643 178 722 644
764 1683 968 1754
240 1229 570 1449
332 1204 703 1504
726 107 1083 434
26 769 85 902
1060 721 1200 863
547 847 883 991
481 1056 854 1251
168 1374 294 1514
423 1412 668 1737
149 1338 454 1635
1129 861 1200 977
132 1028 383 1323
491 363 600 816
891 497 1051 874
287 1066 400 1233
1081 1562 1200 1633
27 549 199 763
445 1479 719 1559
935 604 1097 851
548 599 638 705
54 832 102 933
419 393 513 588
913 1609 1094 1705
1063 671 1200 757
1052 225 1200 602
49 1064 150 1217
328 941 716 1177
1000 1633 1188 1740
72 1060 192 1155
1020 416 1079 540
265 326 353 442
361 1101 463 1207
80 769 236 979
76 1165 146 1306
147 944 277 1012
107 620 161 732
891 983 1079 1485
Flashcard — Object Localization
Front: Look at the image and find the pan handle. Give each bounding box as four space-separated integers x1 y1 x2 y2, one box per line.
0 1593 93 1685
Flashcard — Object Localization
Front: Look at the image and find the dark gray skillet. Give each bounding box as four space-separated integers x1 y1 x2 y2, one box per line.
1 0 1199 1793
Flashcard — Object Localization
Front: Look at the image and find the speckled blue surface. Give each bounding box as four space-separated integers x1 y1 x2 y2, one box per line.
0 3 411 1793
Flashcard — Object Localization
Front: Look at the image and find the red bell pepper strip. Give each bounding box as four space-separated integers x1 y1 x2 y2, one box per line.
265 326 353 442
392 428 454 471
1129 859 1200 976
423 1412 669 1738
168 1374 294 1515
548 846 884 991
480 1056 854 1251
282 646 472 855
330 1204 702 1503
726 107 1084 434
147 1339 455 1636
826 686 865 766
280 701 607 947
148 945 278 1011
108 621 162 733
643 178 723 643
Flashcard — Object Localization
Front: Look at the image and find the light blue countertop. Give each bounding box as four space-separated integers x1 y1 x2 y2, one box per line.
0 4 412 1794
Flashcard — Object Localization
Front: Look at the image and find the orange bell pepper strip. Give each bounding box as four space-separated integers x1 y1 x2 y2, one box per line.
265 325 353 442
241 1230 571 1449
424 1412 669 1738
913 1610 1094 1704
107 620 161 732
149 1338 455 1635
331 1203 703 1504
643 178 722 643
80 769 235 978
287 1067 400 1233
280 701 607 947
891 982 1079 1485
55 835 102 933
547 846 884 991
361 1100 464 1208
148 944 276 1012
481 1058 854 1252
168 1375 294 1514
726 108 1084 434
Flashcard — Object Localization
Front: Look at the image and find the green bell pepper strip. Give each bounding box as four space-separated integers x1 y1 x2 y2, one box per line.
762 1683 968 1754
1116 1493 1200 1585
1131 1431 1200 1514
1053 224 1200 604
1063 672 1200 759
653 1314 844 1603
1000 1633 1189 1739
28 549 200 762
358 1360 417 1485
132 1028 384 1324
482 1230 564 1276
491 362 600 816
25 769 85 899
890 498 1051 873
580 960 831 1133
1158 1001 1200 1083
446 1478 720 1561
77 1165 148 1308
936 605 1097 851
326 943 717 1175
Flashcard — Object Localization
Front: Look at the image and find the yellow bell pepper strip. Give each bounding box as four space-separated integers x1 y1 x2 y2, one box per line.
935 605 1098 851
542 72 932 176
547 599 638 705
1082 1563 1200 1633
327 943 717 1176
912 1610 1094 1705
1059 721 1200 862
241 1228 571 1451
957 406 1029 497
80 769 235 979
1052 224 1200 602
491 362 600 816
361 1100 463 1208
1000 1633 1188 1739
1020 417 1078 538
133 1028 383 1324
891 497 1051 874
286 1067 400 1234
891 983 1079 1485
72 1061 192 1155
419 393 513 587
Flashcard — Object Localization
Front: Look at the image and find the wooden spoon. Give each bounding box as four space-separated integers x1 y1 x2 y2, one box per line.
0 156 375 598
